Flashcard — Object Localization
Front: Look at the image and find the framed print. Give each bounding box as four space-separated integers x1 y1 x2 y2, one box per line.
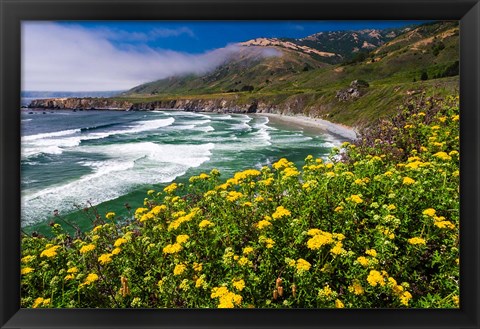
1 0 479 328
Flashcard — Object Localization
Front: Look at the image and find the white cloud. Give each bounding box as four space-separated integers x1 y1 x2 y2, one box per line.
21 22 264 92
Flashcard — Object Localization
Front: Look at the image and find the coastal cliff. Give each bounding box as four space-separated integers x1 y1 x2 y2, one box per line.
28 95 324 116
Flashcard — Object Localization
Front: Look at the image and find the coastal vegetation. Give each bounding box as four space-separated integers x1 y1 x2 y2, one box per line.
21 95 459 308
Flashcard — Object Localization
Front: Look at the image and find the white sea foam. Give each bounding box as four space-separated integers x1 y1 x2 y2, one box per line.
21 141 214 225
196 126 215 132
211 114 232 120
21 119 33 122
22 128 81 142
21 118 175 158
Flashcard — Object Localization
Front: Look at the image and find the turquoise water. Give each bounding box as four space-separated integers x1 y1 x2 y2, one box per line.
21 109 343 233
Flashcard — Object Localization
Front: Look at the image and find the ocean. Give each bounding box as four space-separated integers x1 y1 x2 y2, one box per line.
21 109 343 233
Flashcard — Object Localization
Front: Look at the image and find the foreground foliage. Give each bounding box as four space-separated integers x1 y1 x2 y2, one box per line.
21 96 459 308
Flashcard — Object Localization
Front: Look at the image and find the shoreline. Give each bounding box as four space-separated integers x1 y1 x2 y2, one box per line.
22 107 358 140
256 112 358 141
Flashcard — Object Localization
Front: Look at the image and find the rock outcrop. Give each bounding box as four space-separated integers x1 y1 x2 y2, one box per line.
335 80 370 101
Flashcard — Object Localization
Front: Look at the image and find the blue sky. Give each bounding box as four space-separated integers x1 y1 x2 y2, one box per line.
64 21 426 53
22 21 427 91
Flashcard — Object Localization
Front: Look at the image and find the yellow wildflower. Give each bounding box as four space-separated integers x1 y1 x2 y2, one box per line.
402 177 416 185
237 257 249 266
408 237 426 245
243 247 254 255
67 267 79 274
422 208 436 217
296 258 311 272
307 230 333 250
434 221 455 229
163 243 182 254
164 183 178 194
21 267 34 275
365 249 377 257
173 264 187 276
232 279 245 291
79 244 95 254
357 256 369 267
348 281 364 295
256 220 272 230
21 255 35 264
198 219 214 229
433 151 452 161
176 235 189 244
81 273 99 286
367 270 385 287
114 238 128 247
111 247 121 255
64 274 75 281
105 212 115 220
32 297 45 308
40 245 60 258
193 262 203 272
195 277 205 289
348 195 363 204
335 299 345 308
98 253 113 265
271 206 291 220
226 191 243 202
400 291 412 306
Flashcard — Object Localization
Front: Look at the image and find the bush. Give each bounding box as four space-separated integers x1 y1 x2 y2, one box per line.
21 96 460 309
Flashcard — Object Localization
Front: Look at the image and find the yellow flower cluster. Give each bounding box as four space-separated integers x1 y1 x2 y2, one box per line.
318 284 337 300
80 273 99 287
422 208 436 217
105 212 116 220
21 255 35 264
272 158 291 170
433 151 452 161
271 206 291 220
98 253 113 265
40 245 60 258
176 234 189 244
32 297 51 308
173 263 187 276
307 231 333 250
347 194 363 204
256 220 272 230
163 243 182 254
21 267 34 275
163 183 178 194
79 244 96 254
348 280 364 295
402 177 416 185
168 208 199 231
408 237 426 245
367 270 386 287
365 249 377 257
211 286 242 308
114 237 128 247
199 219 214 229
232 279 245 291
295 258 311 273
226 191 243 202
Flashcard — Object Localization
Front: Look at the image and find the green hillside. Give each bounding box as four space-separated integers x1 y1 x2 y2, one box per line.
116 21 459 129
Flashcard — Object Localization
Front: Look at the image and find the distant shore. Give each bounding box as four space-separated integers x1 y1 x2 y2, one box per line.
256 112 358 141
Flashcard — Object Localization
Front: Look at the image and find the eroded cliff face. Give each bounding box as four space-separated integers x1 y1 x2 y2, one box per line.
28 98 134 110
27 96 320 116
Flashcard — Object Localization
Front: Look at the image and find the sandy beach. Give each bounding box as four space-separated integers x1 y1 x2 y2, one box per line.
255 113 358 141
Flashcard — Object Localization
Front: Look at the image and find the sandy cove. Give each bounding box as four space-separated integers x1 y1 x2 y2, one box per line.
255 113 358 141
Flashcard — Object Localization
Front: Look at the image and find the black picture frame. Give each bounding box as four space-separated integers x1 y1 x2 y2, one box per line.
1 0 479 328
